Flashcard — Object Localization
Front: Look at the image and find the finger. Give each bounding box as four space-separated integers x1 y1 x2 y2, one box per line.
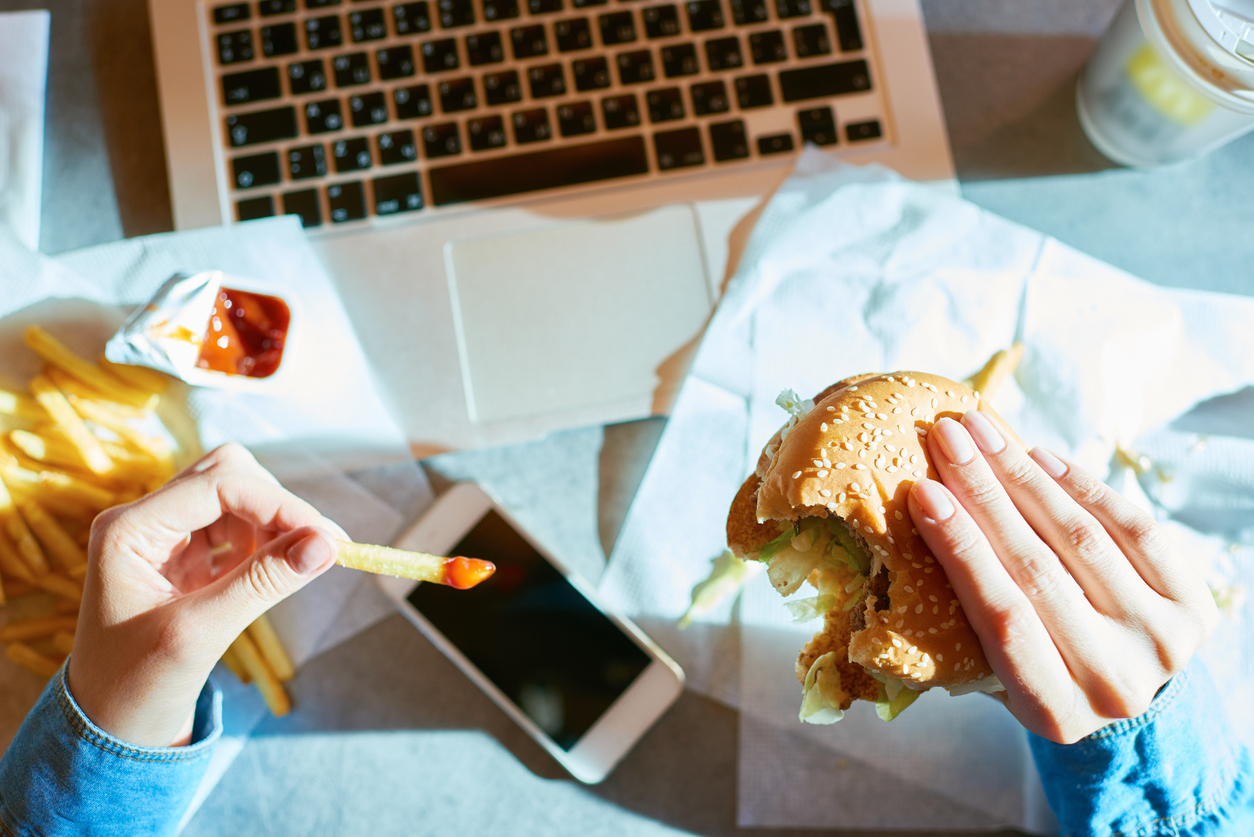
907 480 1078 740
959 411 1153 617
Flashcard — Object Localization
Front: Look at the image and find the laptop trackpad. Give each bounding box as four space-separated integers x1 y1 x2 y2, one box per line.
446 204 711 425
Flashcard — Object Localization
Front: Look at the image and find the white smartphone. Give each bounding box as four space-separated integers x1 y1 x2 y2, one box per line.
377 482 685 784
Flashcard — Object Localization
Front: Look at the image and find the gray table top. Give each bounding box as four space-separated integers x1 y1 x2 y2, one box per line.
6 0 1252 833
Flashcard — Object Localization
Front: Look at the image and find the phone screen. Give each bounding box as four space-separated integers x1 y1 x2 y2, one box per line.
407 510 652 750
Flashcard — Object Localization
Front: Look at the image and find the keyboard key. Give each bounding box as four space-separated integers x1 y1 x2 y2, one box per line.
512 107 552 143
689 80 728 115
709 118 748 160
349 91 390 125
797 105 836 144
528 63 566 97
757 132 793 154
231 151 281 188
334 52 373 86
845 118 881 141
729 0 767 25
213 3 251 24
685 0 723 32
222 67 282 105
572 56 611 90
466 31 504 65
555 18 593 52
287 144 328 179
646 87 684 122
217 30 254 64
704 36 742 70
260 23 299 56
422 38 461 72
423 122 462 157
327 182 366 222
642 4 680 38
482 0 520 20
350 7 388 40
378 45 417 78
288 59 328 94
792 23 830 57
237 196 275 220
778 59 868 101
259 0 297 16
428 135 648 205
749 30 786 63
467 115 508 150
305 0 342 8
305 99 344 133
660 43 699 76
394 84 435 118
572 0 609 6
483 70 523 104
601 93 640 129
734 73 772 108
510 25 548 58
617 50 655 84
378 129 418 164
373 172 424 214
598 11 636 45
226 107 298 146
333 137 373 171
439 0 476 28
393 2 432 33
823 0 863 51
557 101 596 135
439 77 478 111
653 126 703 169
281 189 322 227
530 0 564 13
305 15 343 49
774 0 810 17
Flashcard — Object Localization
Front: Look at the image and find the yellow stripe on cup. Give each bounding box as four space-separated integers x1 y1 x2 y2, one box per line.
1126 43 1215 126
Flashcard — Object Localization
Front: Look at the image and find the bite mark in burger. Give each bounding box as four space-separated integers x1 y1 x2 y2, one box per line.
726 372 1008 724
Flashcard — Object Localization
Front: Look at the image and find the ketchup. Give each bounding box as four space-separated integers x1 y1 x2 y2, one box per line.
443 557 496 590
196 288 290 378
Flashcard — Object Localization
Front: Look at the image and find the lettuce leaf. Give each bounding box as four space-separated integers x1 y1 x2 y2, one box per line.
945 676 1006 697
679 550 765 628
799 652 848 724
872 674 923 721
785 594 842 623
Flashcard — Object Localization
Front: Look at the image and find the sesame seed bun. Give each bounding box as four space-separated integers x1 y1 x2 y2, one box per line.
729 371 1013 710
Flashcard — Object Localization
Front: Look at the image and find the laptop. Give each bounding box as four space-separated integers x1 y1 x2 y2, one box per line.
147 0 953 453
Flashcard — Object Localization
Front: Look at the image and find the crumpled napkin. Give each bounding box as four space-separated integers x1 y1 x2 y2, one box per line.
597 149 1254 833
0 10 49 251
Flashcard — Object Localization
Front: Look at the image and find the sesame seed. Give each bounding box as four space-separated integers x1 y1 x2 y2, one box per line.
933 606 939 614
936 654 943 662
834 463 846 470
792 471 802 479
931 397 938 409
903 629 914 637
826 405 836 412
895 511 903 520
864 525 872 533
898 606 907 613
887 536 895 543
954 663 960 671
843 441 854 451
872 637 882 645
827 502 837 511
929 628 938 634
817 469 828 477
974 391 981 400
850 482 861 492
858 449 866 458
910 454 919 464
822 458 831 467
833 418 844 424
911 407 921 417
892 407 901 414
960 395 968 404
821 423 828 432
862 423 874 430
904 586 914 593
907 645 917 654
891 639 902 648
886 376 895 382
849 385 858 391
876 413 887 420
955 643 962 651
906 380 915 387
837 492 847 503
813 459 824 467
946 390 955 398
902 664 910 675
854 463 867 470
819 489 832 497
896 620 904 628
924 568 934 573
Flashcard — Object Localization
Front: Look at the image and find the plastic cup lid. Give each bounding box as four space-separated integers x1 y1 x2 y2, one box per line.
1189 0 1254 61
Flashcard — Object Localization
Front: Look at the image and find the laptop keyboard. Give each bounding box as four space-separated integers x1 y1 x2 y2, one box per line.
208 0 886 228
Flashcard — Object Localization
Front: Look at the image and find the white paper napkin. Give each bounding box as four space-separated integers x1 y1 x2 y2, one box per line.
597 150 1254 833
0 10 49 251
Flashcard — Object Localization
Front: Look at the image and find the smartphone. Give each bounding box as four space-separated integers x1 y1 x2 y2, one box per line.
377 482 685 784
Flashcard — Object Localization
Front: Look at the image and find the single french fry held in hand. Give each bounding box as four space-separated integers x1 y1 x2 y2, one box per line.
966 343 1024 403
26 376 113 475
0 614 79 643
6 642 61 679
23 326 154 409
335 540 496 589
19 500 87 571
51 630 75 657
97 355 170 394
231 632 290 716
247 614 295 683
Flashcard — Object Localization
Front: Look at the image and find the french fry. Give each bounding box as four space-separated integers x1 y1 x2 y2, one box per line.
27 376 113 475
67 561 89 581
0 478 50 576
230 632 290 716
3 579 36 599
335 541 496 589
0 461 117 511
68 396 171 460
0 388 44 421
247 614 294 682
219 644 252 684
53 596 80 615
0 530 35 584
51 630 76 657
19 500 87 571
97 355 170 394
0 569 6 606
6 642 61 679
33 573 83 606
0 615 78 643
966 343 1024 403
45 367 154 418
6 479 97 524
23 326 154 409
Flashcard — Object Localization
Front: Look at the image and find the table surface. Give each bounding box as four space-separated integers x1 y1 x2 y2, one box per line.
6 0 1254 833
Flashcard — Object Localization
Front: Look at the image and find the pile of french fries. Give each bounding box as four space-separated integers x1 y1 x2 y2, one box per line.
0 325 295 716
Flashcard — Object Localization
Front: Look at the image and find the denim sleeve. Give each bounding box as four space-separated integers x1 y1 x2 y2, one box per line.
1028 660 1254 837
0 662 222 837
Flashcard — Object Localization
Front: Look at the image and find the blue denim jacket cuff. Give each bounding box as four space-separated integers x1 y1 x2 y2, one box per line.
0 662 223 837
1028 659 1254 837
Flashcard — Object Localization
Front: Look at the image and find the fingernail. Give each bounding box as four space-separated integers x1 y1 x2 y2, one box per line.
932 418 976 465
963 411 1006 454
1032 448 1069 478
287 530 335 576
913 480 955 522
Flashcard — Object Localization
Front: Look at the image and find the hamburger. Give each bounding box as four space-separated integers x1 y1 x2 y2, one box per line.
726 371 1007 723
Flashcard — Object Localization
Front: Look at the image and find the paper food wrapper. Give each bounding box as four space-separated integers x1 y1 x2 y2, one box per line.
597 150 1254 834
0 10 48 251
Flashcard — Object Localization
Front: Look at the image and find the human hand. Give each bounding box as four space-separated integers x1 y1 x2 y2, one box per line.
68 443 344 748
907 411 1218 744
